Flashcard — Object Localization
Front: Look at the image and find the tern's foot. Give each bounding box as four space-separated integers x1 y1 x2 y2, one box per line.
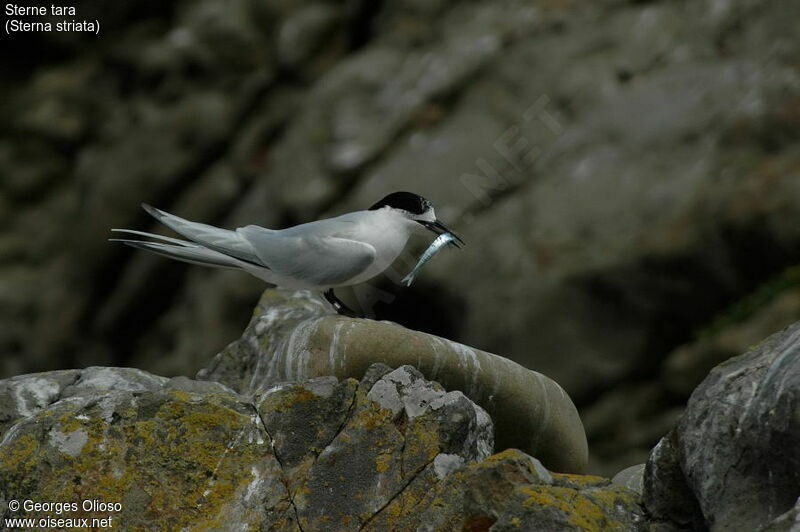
323 289 362 318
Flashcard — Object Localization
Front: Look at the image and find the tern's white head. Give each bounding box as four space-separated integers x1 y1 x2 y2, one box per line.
367 191 465 247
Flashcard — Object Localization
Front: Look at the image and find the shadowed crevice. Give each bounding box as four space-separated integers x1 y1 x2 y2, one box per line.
251 401 306 532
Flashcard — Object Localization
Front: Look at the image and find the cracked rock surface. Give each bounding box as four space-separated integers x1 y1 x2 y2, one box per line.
0 364 641 530
200 288 588 474
643 322 800 531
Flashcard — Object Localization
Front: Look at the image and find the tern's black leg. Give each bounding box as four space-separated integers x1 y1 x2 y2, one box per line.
323 289 361 318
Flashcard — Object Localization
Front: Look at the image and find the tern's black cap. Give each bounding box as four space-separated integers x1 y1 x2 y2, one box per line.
369 192 431 215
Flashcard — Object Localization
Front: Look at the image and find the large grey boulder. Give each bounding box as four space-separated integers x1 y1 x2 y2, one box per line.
199 288 588 473
643 322 800 531
0 364 637 530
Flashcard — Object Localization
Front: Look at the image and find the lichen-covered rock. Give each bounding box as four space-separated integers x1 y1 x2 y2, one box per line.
200 288 588 473
0 364 637 530
0 369 81 436
643 322 800 531
0 367 295 530
363 449 645 532
275 365 493 531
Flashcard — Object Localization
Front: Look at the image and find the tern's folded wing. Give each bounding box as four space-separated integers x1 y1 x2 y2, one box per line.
237 225 376 286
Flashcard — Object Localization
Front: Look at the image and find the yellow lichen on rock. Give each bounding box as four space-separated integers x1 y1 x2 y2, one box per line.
375 453 393 473
0 433 39 470
0 388 286 530
520 483 640 531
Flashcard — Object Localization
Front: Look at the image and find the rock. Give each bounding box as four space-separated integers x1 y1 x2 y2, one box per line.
277 3 341 68
612 464 645 495
0 364 638 530
643 322 800 531
0 369 80 436
642 434 705 531
0 367 293 530
199 288 588 473
760 498 800 532
273 365 493 530
365 448 645 532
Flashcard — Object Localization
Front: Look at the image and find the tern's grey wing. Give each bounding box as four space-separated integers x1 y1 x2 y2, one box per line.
237 225 376 286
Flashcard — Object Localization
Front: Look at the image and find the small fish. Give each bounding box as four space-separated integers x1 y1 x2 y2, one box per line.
402 232 459 287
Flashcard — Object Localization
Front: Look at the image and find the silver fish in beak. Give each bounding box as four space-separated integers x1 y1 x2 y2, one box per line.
402 232 460 287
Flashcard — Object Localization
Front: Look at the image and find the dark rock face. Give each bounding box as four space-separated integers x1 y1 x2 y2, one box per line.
643 322 800 531
4 0 800 480
0 364 641 530
4 0 800 402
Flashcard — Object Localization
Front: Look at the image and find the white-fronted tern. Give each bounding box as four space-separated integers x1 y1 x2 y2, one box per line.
110 192 464 316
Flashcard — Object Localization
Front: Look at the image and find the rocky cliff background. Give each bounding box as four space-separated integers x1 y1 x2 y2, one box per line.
2 0 799 476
